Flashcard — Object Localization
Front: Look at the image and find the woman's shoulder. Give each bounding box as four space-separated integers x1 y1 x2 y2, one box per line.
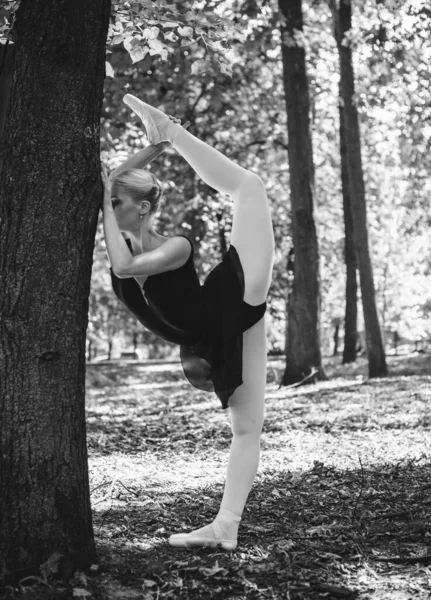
171 234 194 256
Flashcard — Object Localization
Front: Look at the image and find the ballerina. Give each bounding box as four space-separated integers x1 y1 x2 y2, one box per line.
101 94 274 550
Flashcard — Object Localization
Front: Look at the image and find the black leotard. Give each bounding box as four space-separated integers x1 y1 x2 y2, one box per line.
110 235 266 409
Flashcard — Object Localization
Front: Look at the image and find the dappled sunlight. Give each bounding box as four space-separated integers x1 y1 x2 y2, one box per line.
83 354 431 599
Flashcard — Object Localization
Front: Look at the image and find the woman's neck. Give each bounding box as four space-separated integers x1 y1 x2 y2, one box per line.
126 226 165 253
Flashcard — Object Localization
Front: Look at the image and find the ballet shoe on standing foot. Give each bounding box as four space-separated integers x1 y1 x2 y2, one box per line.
123 94 182 145
168 509 241 551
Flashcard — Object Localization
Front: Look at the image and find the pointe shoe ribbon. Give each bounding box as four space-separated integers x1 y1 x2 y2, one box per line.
123 93 184 145
168 523 237 551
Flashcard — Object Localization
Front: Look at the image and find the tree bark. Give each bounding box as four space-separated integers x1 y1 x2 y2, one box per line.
0 0 110 582
332 0 387 377
339 99 358 363
333 317 341 357
0 42 15 141
279 0 326 384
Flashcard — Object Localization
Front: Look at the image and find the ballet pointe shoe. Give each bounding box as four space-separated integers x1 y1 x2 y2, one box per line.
169 522 237 551
123 94 181 145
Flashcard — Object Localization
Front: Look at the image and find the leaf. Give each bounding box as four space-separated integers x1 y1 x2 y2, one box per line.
162 21 179 28
142 26 159 40
129 46 148 63
73 589 92 598
199 561 228 577
123 36 135 52
164 31 179 43
147 38 168 60
185 10 196 22
178 26 193 37
111 34 125 45
191 59 208 75
219 62 232 77
105 62 114 78
40 552 63 578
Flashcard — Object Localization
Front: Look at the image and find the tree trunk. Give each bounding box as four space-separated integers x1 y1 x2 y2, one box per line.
0 42 15 141
333 318 341 357
279 0 326 384
332 0 387 377
0 0 110 582
339 99 358 364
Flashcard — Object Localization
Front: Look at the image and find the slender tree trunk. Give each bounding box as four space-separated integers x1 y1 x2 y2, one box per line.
279 0 326 384
339 99 358 363
333 318 341 357
0 0 110 582
332 0 387 377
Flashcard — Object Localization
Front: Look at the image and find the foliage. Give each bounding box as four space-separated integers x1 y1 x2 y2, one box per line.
0 1 18 44
91 0 431 359
3 0 430 357
107 0 248 78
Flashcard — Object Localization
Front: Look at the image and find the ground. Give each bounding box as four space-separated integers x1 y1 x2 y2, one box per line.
1 353 431 599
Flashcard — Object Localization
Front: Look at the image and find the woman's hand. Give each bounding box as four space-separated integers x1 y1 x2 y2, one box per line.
101 164 112 208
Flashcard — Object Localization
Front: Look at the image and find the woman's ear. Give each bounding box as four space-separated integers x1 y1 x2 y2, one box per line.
140 200 150 213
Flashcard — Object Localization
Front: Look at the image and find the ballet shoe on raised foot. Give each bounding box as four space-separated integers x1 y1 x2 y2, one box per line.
168 522 238 551
123 93 181 145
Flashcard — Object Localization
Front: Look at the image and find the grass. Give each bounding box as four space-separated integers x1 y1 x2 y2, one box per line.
1 353 431 599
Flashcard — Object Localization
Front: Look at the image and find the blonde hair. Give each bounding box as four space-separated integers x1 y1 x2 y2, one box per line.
111 169 163 215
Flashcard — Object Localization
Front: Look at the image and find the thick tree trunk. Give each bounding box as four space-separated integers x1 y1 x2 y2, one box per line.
332 0 387 377
339 100 358 364
0 42 15 140
279 0 326 384
0 0 110 582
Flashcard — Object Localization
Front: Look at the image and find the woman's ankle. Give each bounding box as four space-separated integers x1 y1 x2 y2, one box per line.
216 507 242 522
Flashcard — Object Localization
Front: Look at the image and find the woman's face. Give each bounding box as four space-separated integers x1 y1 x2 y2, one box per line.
111 186 148 231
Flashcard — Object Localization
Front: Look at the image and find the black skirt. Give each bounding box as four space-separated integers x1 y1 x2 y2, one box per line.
180 244 267 409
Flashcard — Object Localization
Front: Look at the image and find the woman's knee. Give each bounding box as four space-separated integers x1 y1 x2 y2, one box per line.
230 408 265 438
233 171 266 196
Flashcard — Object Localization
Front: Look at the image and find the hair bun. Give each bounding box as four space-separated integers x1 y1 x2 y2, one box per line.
152 183 162 202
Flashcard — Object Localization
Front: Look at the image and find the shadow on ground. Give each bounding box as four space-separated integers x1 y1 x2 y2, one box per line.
1 354 430 599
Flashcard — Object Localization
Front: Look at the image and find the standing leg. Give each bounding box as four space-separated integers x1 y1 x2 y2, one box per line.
169 316 267 549
218 314 267 522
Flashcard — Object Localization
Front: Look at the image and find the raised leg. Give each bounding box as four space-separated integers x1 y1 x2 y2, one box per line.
122 95 275 305
171 129 275 306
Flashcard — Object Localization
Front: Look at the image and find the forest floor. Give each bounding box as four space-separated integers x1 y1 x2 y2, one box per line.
2 352 431 600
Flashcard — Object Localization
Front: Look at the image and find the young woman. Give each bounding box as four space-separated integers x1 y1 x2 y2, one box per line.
101 94 274 550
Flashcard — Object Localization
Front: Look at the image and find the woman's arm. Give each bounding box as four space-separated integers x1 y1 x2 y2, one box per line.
101 165 134 272
101 166 190 278
109 143 170 179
